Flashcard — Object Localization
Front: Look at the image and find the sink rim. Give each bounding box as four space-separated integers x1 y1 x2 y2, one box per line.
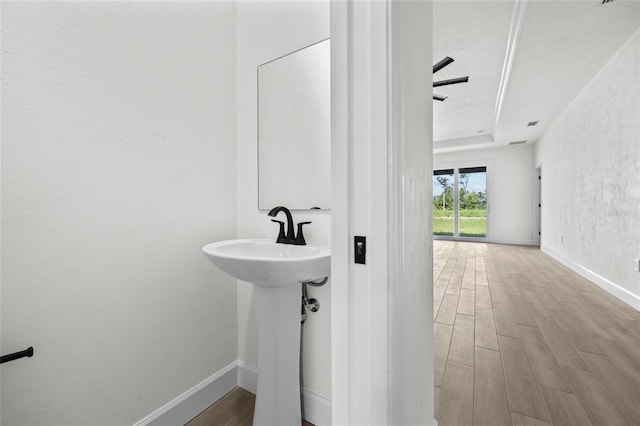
202 239 331 262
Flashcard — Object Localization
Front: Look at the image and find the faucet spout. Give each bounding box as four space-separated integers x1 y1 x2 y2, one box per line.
268 206 295 243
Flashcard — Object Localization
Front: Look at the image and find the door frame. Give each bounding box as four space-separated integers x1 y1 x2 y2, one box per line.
534 165 542 246
331 1 434 424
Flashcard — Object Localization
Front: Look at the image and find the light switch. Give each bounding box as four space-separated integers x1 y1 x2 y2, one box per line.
354 236 366 264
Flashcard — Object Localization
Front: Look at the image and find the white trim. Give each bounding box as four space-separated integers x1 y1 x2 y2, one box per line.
329 0 351 423
133 361 238 426
236 361 332 426
492 238 537 246
541 245 640 311
301 388 332 426
331 1 434 425
493 0 528 129
454 168 460 236
387 0 405 423
331 1 392 424
433 134 494 151
134 361 333 426
533 166 541 247
237 359 258 394
388 1 434 424
369 2 392 425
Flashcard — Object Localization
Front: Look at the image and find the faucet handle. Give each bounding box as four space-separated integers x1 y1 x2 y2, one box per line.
270 220 287 244
293 221 312 245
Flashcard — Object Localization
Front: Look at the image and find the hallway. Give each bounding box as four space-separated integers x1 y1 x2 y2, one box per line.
433 240 640 426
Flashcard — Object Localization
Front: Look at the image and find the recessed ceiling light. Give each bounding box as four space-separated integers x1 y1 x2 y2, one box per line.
509 140 527 145
527 121 539 126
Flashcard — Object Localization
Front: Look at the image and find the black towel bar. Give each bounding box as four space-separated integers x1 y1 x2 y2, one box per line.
1 347 34 364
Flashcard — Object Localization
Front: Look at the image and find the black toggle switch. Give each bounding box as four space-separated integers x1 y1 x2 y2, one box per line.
354 236 366 264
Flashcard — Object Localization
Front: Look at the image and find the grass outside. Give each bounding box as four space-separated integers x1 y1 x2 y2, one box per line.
433 209 486 217
433 217 486 238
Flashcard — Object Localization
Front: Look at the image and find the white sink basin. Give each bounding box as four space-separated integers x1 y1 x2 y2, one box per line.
202 238 331 425
202 239 330 287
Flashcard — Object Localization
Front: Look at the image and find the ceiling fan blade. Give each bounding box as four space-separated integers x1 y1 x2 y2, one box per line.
433 94 448 101
433 57 454 74
433 76 469 88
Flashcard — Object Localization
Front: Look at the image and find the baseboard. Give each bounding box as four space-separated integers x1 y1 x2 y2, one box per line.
237 359 258 394
135 360 332 426
491 238 537 246
301 387 332 426
133 361 238 426
433 237 537 246
541 245 640 311
237 361 332 426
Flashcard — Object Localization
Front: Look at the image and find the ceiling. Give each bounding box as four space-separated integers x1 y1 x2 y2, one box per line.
432 0 640 153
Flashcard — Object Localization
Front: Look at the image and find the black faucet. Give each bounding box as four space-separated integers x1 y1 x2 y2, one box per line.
268 206 311 245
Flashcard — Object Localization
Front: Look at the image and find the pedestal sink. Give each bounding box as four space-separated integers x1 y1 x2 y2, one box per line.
202 239 330 426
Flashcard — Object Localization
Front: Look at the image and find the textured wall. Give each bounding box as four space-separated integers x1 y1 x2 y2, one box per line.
1 2 238 424
434 145 536 244
535 29 640 299
235 1 332 399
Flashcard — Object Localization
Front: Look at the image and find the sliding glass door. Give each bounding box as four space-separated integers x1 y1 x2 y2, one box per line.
433 169 455 237
458 167 487 238
433 166 487 239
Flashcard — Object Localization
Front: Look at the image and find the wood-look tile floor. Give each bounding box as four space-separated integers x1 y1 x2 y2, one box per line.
186 387 314 426
434 240 640 426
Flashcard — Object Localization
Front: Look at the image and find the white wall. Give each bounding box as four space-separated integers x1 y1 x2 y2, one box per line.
434 145 536 245
1 2 238 424
235 0 332 401
534 29 640 307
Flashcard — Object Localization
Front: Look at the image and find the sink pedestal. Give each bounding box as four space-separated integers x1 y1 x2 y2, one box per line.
253 284 302 426
202 239 330 426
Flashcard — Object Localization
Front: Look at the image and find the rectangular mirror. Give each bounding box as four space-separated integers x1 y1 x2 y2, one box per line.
258 39 330 210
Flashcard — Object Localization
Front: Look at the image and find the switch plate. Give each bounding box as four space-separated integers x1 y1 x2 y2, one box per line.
354 236 366 264
634 258 640 272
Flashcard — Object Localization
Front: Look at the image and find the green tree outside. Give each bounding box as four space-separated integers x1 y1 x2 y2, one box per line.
433 174 486 213
433 173 487 237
